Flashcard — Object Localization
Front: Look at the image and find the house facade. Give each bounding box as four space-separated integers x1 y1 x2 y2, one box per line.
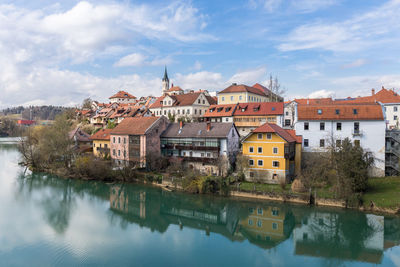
149 92 217 122
294 103 386 176
160 122 240 175
109 91 137 104
217 83 269 104
110 116 169 167
90 129 112 158
242 123 302 184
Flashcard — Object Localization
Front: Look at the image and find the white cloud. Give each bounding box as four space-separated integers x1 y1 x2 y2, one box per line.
290 0 336 13
248 0 335 13
308 89 335 98
114 53 148 67
228 67 267 85
279 0 400 52
341 59 368 69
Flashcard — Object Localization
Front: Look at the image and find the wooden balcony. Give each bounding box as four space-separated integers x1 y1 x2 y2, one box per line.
162 144 219 151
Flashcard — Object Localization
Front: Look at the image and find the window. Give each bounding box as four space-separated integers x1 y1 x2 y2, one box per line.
284 119 291 126
222 97 225 102
258 160 263 166
226 118 229 122
118 137 121 143
249 207 254 213
354 140 360 146
249 159 254 166
317 109 322 114
258 147 263 153
123 150 126 157
124 137 126 144
320 139 325 147
335 109 340 115
183 152 186 156
249 172 254 177
354 122 360 133
249 147 254 153
285 111 289 115
336 140 342 147
93 143 96 147
113 137 116 143
206 153 211 157
201 153 205 157
272 223 278 230
395 106 398 112
257 208 263 215
187 109 190 114
248 219 253 226
113 149 116 156
257 220 262 227
272 209 279 216
118 150 120 156
239 95 242 100
203 100 205 104
304 122 309 130
272 161 279 167
266 133 272 139
336 122 342 131
395 115 398 121
182 109 185 114
320 122 325 130
257 133 263 139
199 110 202 115
198 99 200 104
104 144 108 148
304 139 309 147
353 109 358 114
273 147 278 154
230 96 234 101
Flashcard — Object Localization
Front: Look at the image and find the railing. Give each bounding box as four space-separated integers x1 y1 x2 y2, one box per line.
352 129 363 136
162 144 219 151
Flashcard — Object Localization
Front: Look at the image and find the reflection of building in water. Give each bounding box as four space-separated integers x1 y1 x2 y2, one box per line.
293 212 384 264
110 186 147 219
384 216 400 250
237 205 295 249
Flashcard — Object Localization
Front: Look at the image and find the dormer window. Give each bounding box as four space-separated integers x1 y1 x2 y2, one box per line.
272 107 276 111
217 107 223 112
210 108 215 112
160 101 163 105
317 109 322 115
253 105 260 112
225 107 231 112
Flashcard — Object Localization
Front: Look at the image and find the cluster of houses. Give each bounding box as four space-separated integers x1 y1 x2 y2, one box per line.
74 68 400 183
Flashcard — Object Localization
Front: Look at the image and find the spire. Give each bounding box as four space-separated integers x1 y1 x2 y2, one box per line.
163 66 169 81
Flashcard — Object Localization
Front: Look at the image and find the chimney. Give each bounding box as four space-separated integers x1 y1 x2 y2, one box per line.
179 120 183 129
206 121 211 132
371 88 375 95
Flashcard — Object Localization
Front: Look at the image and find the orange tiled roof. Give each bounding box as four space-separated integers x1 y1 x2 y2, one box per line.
297 103 384 121
294 98 333 105
218 84 267 97
351 88 400 104
234 102 284 116
90 129 113 140
110 117 159 135
203 104 237 117
109 90 136 99
150 92 217 109
286 129 302 144
168 86 183 92
252 123 296 143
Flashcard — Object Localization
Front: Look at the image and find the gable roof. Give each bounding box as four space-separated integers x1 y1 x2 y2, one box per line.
203 104 237 117
150 92 217 109
110 116 160 135
297 104 384 121
161 122 234 138
168 86 183 92
352 87 400 104
109 91 136 99
252 123 297 143
234 102 284 116
90 129 113 140
69 127 91 142
218 84 267 97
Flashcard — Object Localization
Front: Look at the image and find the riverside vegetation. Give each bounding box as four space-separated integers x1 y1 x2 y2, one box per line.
18 111 400 213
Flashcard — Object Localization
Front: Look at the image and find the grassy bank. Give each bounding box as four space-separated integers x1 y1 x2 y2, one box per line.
362 176 400 209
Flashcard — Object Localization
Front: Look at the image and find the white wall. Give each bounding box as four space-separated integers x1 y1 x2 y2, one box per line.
295 120 386 176
384 103 400 129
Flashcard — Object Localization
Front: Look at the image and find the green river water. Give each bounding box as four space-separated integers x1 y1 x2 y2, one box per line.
0 137 399 266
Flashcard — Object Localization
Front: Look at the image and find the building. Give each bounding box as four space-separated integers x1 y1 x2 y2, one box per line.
162 66 169 95
204 102 284 137
90 129 112 158
110 116 169 167
109 91 137 104
385 129 400 176
253 83 284 102
149 92 217 122
217 83 270 104
241 123 302 183
294 103 386 176
69 126 92 153
160 121 240 175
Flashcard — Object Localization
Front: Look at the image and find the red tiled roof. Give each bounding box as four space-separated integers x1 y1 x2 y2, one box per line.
218 84 267 97
203 104 237 117
149 92 217 109
294 98 333 105
168 86 183 92
350 88 400 104
109 91 136 99
234 102 284 116
286 129 302 144
252 123 296 143
90 129 113 140
297 104 384 121
110 117 159 135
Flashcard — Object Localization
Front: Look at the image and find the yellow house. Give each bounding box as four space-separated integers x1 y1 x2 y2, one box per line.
217 83 269 104
90 128 112 157
241 123 302 183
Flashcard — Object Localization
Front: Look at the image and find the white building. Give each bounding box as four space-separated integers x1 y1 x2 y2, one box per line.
109 91 137 104
294 103 386 176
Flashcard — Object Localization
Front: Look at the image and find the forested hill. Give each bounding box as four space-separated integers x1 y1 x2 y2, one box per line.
1 106 72 120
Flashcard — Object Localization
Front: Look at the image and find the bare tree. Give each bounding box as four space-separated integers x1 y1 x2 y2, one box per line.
267 74 285 102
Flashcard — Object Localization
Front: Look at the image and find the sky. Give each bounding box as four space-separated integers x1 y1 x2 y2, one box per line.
0 0 400 108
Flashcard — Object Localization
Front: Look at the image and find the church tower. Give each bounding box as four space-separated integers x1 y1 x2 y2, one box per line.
162 66 169 95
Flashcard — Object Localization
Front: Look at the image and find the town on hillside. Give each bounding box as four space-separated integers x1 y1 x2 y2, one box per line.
57 67 399 182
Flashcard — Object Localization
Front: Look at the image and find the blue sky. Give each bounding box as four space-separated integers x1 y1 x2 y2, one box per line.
0 0 400 108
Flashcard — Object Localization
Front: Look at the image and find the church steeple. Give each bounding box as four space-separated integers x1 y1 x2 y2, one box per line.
162 66 170 95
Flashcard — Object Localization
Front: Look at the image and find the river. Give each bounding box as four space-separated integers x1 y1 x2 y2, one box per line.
0 138 399 266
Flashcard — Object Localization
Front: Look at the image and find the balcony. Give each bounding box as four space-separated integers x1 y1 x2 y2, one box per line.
162 144 219 151
352 129 363 136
